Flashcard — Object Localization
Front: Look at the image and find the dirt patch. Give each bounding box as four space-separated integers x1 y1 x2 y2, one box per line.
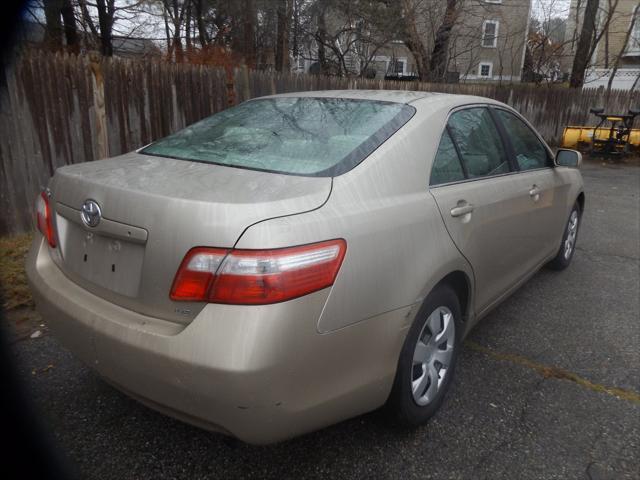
6 307 44 343
1 233 43 341
1 233 33 310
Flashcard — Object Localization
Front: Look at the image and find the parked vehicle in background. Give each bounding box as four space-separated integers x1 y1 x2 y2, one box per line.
27 90 584 444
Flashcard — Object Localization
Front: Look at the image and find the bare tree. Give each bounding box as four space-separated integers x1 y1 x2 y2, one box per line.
605 6 638 98
243 0 256 68
77 0 99 37
43 0 64 48
568 0 624 88
61 0 79 51
275 0 291 71
631 73 640 92
428 0 460 82
569 0 597 87
162 0 188 61
525 14 567 85
400 0 431 80
95 0 116 56
296 0 403 77
41 0 80 51
193 0 208 46
314 2 329 74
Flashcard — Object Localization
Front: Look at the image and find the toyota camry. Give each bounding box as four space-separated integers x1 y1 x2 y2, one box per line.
27 90 584 444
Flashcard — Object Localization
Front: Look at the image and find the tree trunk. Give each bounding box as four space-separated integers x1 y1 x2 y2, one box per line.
292 0 299 59
194 0 209 46
286 0 294 66
604 19 609 68
43 0 63 49
163 5 172 54
78 0 99 38
401 0 430 80
243 0 256 68
61 0 79 52
428 0 458 82
170 0 185 62
275 0 290 72
185 0 192 54
630 73 640 93
316 6 328 74
570 0 599 88
96 0 115 56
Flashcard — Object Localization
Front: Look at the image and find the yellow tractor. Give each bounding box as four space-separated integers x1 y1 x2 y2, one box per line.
561 108 640 155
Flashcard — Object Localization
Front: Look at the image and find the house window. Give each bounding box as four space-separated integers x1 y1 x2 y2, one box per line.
479 62 493 78
386 58 407 76
484 0 502 3
482 20 499 48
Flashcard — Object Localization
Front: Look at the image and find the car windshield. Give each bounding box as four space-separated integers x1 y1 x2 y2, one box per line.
140 97 415 176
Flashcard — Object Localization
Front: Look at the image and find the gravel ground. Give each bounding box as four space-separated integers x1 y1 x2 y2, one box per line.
7 159 640 480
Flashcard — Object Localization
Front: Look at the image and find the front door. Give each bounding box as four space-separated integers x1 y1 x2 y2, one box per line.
492 108 568 262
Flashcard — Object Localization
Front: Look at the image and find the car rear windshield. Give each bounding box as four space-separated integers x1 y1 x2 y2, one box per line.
140 97 415 177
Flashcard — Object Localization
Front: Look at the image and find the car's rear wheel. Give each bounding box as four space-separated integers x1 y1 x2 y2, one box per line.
548 202 581 271
387 285 462 426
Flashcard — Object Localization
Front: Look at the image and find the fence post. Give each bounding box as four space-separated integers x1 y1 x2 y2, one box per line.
225 64 235 106
89 53 109 160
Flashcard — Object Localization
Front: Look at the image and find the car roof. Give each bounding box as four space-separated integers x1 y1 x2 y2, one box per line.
255 89 504 109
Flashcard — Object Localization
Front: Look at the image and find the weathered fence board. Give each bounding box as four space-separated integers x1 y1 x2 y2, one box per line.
1 51 638 234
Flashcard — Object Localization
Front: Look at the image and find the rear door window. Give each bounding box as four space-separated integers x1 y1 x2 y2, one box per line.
494 109 550 171
430 129 465 185
447 108 510 178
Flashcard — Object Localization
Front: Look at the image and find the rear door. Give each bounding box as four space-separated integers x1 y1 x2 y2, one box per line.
429 106 539 313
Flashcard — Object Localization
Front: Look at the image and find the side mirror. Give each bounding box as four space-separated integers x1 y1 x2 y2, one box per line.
555 149 582 168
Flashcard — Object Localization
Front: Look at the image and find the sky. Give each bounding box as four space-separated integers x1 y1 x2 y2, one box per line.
532 0 572 20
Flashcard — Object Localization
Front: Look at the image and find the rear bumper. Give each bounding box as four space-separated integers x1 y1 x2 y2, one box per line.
26 236 410 444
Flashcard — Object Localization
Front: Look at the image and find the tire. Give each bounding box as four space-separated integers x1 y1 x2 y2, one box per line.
387 285 462 426
547 202 581 271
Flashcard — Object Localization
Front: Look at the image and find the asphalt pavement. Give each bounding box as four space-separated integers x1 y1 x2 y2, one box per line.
8 159 640 479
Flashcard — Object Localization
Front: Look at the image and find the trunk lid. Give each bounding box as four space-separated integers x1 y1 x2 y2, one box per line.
49 152 332 325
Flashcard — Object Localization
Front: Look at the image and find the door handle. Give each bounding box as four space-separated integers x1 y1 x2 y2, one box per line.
450 203 474 217
529 185 541 197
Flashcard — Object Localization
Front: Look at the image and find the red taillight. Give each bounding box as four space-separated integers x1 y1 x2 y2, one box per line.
170 247 228 301
170 239 346 305
36 191 56 248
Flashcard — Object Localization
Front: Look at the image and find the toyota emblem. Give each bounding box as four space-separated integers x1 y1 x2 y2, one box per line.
80 199 102 228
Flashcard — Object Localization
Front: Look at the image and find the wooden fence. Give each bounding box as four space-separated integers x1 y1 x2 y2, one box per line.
1 51 638 235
